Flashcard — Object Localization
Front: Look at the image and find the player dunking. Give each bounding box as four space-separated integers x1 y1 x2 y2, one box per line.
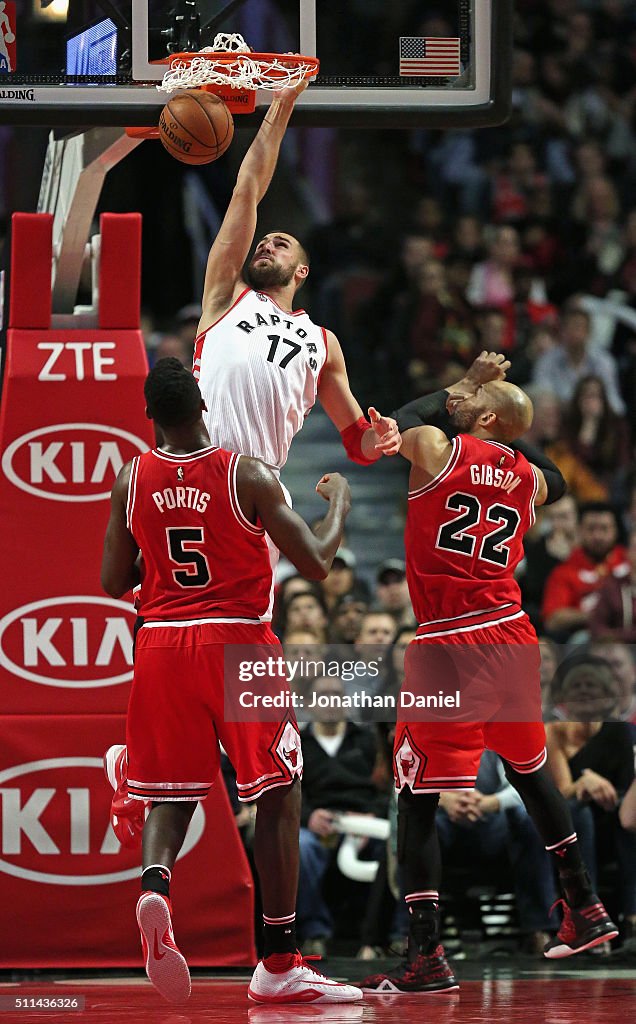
192 79 401 482
105 80 401 840
101 358 362 1005
361 380 617 995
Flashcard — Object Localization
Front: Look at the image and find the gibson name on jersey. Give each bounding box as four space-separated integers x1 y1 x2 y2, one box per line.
469 464 522 494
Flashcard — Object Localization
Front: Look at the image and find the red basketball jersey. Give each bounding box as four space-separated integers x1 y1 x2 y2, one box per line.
405 434 539 629
126 446 272 621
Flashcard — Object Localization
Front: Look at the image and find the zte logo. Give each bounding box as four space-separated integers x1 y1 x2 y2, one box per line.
0 597 135 687
37 342 117 382
2 423 147 501
0 759 205 884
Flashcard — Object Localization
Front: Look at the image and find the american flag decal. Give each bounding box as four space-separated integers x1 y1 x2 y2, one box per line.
399 36 461 77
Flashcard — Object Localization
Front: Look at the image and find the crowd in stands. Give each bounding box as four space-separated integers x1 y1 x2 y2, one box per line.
138 0 636 959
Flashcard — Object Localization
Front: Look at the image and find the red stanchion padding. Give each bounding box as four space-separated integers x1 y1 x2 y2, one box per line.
0 714 256 967
0 328 153 714
9 213 53 330
99 213 142 330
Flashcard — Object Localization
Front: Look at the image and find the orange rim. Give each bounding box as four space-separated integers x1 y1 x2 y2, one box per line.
167 51 320 78
125 126 159 139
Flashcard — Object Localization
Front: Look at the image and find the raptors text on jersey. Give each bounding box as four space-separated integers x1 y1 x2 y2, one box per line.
405 434 539 632
126 446 273 621
193 289 328 468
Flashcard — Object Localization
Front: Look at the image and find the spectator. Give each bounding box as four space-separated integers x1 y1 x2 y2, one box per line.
546 679 636 947
391 259 475 396
541 503 628 640
297 675 387 955
466 225 520 309
589 639 636 725
522 388 562 450
329 593 369 645
320 547 369 613
589 530 636 645
492 142 548 224
532 305 626 414
280 590 329 643
547 376 631 498
173 303 202 353
450 214 485 263
340 612 398 716
374 559 413 629
151 333 193 367
437 750 555 955
282 630 327 703
519 493 579 629
273 575 322 635
379 625 418 708
538 636 560 714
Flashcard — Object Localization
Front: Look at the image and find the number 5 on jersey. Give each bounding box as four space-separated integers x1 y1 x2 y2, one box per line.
166 527 211 587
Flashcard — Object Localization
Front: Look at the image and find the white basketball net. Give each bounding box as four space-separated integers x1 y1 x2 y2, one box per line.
158 32 315 93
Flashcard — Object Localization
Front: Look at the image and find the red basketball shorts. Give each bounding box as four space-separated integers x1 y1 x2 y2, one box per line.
393 614 546 793
126 620 302 803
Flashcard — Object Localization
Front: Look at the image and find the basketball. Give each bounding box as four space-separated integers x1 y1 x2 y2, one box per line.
158 90 234 165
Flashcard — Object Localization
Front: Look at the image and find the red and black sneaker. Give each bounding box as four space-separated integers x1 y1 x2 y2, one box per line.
544 897 618 959
359 945 459 994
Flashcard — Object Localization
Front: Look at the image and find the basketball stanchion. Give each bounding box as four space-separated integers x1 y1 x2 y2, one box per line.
126 32 319 143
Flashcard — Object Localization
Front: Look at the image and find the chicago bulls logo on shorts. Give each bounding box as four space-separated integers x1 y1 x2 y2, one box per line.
393 727 428 792
275 719 303 778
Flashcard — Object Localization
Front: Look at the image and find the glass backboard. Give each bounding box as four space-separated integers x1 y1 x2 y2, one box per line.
0 1 511 128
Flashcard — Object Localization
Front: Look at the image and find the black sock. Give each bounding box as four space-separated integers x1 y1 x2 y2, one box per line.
141 864 171 898
406 894 440 960
545 834 593 907
263 913 296 956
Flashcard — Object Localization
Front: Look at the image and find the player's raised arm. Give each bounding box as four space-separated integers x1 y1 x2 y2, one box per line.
317 330 401 463
101 463 141 598
236 456 350 580
199 82 307 328
394 351 511 433
399 424 453 480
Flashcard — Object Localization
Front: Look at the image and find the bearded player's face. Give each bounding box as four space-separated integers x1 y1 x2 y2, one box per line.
247 234 300 289
449 395 486 433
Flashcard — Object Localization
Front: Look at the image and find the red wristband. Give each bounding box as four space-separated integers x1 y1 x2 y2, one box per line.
340 416 376 465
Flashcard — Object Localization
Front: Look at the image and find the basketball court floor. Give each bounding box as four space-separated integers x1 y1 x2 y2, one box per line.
0 1 634 1019
2 961 635 1023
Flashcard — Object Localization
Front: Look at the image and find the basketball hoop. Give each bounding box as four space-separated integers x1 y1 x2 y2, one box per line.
158 33 319 98
125 33 318 141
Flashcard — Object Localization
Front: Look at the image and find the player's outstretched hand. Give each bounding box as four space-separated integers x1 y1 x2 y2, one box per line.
368 407 402 456
273 76 309 105
465 351 511 388
316 472 351 506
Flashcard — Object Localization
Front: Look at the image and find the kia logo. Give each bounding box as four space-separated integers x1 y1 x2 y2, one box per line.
0 758 205 885
0 596 135 688
1 423 148 502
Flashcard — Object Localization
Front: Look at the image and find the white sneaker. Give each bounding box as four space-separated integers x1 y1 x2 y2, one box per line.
136 891 191 1004
248 953 363 1004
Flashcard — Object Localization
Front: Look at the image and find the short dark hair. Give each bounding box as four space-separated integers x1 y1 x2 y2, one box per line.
578 501 616 522
296 239 311 268
144 357 202 428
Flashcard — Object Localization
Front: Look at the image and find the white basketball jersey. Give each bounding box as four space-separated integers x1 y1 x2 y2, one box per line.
192 288 328 469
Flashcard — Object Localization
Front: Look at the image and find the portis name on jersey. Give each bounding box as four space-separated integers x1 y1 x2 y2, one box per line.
469 464 522 494
152 486 211 514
